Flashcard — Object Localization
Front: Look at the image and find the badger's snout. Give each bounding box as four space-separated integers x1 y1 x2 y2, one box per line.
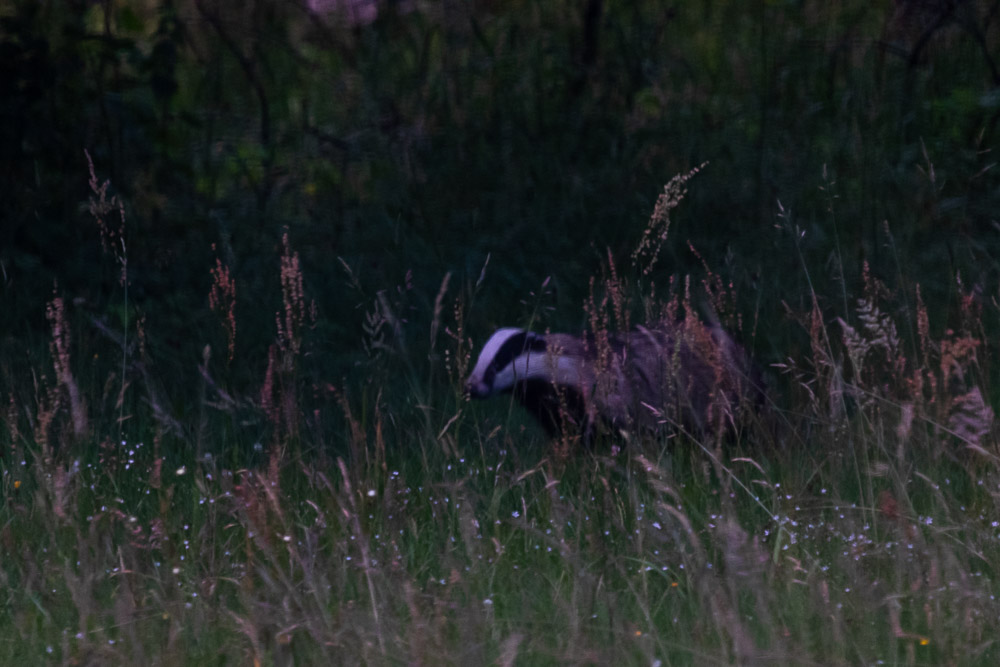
465 376 491 398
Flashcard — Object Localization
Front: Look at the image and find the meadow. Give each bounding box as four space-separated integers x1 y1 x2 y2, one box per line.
5 164 1000 665
4 1 1000 664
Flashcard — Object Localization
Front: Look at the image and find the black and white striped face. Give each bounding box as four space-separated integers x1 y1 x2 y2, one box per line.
465 328 548 398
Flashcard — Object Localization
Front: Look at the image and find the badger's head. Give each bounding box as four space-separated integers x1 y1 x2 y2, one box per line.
466 327 590 395
466 328 599 439
465 328 548 398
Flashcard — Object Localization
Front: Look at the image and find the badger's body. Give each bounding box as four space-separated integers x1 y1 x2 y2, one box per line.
465 321 760 442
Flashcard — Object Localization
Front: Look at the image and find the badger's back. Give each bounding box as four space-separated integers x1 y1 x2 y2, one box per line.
614 323 756 435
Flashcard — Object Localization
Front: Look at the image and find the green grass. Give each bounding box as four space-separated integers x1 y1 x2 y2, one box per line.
4 317 1000 664
5 166 1000 664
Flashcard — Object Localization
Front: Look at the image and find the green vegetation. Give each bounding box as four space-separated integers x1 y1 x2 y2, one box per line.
3 0 1000 664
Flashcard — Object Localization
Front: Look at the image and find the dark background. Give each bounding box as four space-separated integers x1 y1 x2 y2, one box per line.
3 0 1000 422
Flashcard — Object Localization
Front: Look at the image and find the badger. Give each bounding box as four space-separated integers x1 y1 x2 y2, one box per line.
465 321 761 443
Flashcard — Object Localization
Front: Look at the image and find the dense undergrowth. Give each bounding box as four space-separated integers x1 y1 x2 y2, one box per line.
5 0 1000 381
3 163 1000 665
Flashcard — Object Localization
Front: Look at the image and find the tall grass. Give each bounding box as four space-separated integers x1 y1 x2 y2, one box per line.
2 169 1000 665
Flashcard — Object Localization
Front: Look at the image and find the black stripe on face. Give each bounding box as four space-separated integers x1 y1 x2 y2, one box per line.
489 332 547 381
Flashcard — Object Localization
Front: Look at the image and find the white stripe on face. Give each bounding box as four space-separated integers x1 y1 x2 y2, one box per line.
493 348 587 393
466 328 530 396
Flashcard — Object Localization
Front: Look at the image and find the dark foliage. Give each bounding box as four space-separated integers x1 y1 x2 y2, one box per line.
3 0 1000 406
